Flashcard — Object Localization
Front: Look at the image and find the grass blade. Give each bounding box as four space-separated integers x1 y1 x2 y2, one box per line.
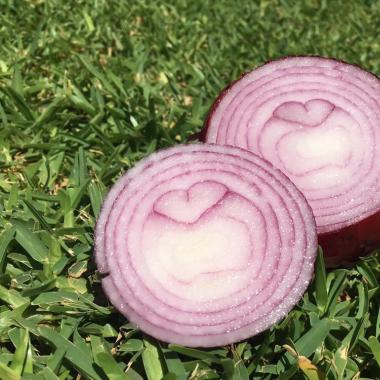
285 319 332 362
91 335 129 380
10 329 29 375
12 220 49 263
23 200 54 234
0 86 35 121
142 339 165 380
40 367 60 380
36 326 102 380
0 362 20 380
168 344 220 363
96 352 129 380
0 284 28 308
314 248 328 313
88 180 104 217
0 226 15 272
368 336 380 367
324 270 347 316
77 55 118 98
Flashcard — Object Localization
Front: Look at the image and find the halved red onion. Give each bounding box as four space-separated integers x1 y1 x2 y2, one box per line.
203 56 380 266
95 144 317 347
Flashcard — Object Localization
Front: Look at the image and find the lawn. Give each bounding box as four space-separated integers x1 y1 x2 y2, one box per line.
0 0 380 379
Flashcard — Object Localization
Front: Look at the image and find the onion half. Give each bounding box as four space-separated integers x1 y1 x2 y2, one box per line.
95 144 317 347
203 56 380 266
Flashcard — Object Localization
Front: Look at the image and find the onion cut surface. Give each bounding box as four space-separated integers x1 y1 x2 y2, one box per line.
203 56 380 265
95 144 317 347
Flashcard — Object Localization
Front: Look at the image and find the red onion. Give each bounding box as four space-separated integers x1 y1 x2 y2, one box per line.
95 144 317 347
203 56 380 266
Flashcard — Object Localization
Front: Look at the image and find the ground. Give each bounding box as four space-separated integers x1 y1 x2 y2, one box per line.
0 0 379 379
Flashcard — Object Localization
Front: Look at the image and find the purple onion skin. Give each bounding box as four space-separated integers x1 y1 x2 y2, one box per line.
202 56 380 267
201 73 248 140
318 210 380 267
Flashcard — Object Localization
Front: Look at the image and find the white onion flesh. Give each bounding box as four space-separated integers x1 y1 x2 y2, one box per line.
205 57 380 233
95 144 317 347
204 57 380 264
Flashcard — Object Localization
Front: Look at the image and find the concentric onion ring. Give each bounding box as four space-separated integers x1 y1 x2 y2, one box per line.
95 144 317 347
203 56 380 265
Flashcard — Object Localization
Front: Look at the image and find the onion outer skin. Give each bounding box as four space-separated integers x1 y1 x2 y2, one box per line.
202 56 380 267
95 144 317 347
319 209 380 267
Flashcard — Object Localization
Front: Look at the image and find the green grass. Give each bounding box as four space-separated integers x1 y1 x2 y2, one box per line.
0 0 380 379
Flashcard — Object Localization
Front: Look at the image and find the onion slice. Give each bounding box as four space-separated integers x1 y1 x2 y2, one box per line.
95 144 317 347
203 56 380 266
